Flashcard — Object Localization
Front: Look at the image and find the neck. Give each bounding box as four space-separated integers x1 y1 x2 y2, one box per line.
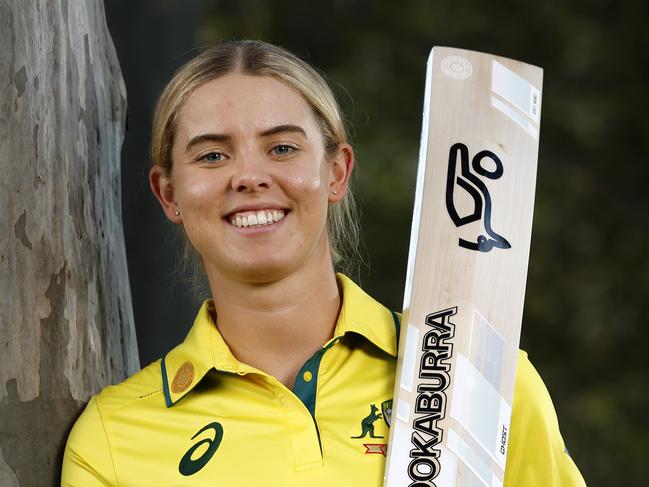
205 260 342 389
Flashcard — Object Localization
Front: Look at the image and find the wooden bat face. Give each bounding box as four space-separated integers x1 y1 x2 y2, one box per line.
384 47 543 487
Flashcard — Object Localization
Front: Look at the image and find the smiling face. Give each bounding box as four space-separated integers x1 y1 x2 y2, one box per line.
150 73 353 285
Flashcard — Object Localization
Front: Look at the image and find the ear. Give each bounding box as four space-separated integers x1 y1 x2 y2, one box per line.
149 165 183 224
328 143 355 203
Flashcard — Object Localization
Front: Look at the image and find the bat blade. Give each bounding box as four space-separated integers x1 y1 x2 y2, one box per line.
384 47 543 487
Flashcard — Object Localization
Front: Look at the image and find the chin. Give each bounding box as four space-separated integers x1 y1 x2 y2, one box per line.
217 252 296 283
233 264 294 284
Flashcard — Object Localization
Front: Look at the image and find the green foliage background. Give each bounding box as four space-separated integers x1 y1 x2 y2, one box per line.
107 0 648 484
197 1 648 484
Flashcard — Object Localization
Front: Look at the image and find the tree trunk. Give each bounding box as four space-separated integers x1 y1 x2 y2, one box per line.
0 1 139 485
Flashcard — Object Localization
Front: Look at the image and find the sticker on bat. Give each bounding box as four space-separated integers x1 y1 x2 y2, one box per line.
407 306 457 486
445 143 511 252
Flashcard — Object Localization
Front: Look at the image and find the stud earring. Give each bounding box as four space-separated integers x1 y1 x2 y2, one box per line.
174 209 181 216
332 190 338 195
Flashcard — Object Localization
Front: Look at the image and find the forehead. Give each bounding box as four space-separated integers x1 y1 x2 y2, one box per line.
175 73 318 138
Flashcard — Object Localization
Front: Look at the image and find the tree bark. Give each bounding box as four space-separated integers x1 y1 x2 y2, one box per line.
0 1 139 485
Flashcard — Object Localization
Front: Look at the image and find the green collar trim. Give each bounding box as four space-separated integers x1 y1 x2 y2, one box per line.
161 356 173 408
391 310 401 349
292 338 341 419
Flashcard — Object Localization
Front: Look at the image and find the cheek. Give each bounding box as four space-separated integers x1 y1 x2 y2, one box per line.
286 171 322 192
175 173 226 213
285 164 329 211
287 157 330 193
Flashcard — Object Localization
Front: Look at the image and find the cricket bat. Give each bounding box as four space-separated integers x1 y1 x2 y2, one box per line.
383 47 543 487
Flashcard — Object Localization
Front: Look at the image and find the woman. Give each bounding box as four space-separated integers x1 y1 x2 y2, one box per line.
62 40 585 486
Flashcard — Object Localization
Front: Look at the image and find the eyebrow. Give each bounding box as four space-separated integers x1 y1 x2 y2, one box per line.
259 124 307 138
185 133 230 153
185 124 307 153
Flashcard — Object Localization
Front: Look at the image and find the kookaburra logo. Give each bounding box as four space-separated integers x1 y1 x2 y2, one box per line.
445 142 511 252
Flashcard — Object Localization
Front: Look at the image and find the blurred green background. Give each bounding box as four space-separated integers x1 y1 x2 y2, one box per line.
106 0 649 485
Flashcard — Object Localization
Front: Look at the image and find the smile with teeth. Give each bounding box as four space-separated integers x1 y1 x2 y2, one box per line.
229 209 286 228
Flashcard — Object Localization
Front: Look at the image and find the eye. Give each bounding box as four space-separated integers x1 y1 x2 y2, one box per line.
271 144 296 157
198 151 226 163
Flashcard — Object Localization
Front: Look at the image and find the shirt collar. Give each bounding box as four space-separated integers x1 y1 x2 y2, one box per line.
161 273 399 407
331 273 399 357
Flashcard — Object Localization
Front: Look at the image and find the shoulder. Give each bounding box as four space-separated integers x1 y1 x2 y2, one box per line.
62 360 165 486
513 350 557 422
67 357 164 432
92 359 165 416
507 351 586 486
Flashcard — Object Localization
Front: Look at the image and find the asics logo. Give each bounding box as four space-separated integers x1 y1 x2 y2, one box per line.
178 422 224 476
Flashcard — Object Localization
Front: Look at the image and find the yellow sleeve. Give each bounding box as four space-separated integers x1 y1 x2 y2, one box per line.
505 351 587 486
61 396 118 487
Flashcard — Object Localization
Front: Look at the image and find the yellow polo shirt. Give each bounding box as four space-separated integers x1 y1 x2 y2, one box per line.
62 275 585 486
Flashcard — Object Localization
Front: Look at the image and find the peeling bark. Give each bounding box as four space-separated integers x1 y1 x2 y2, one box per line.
0 0 139 484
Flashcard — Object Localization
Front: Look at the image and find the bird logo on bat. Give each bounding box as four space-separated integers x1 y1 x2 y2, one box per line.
445 142 511 252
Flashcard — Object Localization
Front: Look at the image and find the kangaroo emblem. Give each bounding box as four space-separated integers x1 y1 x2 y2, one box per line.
351 404 384 439
445 142 511 252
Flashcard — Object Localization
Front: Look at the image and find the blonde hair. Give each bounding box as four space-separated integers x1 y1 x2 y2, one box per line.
151 40 361 277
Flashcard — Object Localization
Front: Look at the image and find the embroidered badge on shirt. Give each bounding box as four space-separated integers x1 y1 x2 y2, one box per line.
381 399 393 427
351 402 390 455
171 361 195 394
351 403 384 439
363 443 389 456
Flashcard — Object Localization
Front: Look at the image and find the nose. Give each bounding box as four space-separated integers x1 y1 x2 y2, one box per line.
231 157 272 193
